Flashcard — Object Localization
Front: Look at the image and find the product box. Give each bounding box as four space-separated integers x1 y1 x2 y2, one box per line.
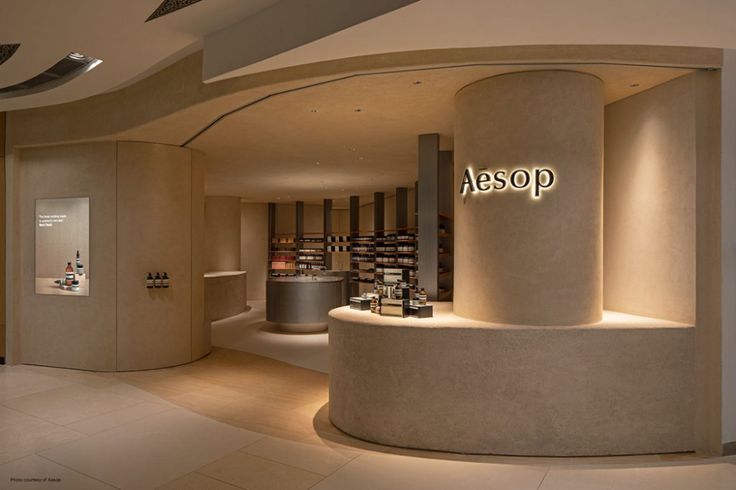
350 297 372 310
409 304 433 318
380 298 407 317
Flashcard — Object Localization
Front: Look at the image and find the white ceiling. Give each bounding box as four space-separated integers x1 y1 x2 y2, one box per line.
0 0 278 111
219 0 736 79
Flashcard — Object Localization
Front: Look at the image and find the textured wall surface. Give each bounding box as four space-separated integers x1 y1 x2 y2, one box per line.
329 305 694 456
604 74 696 324
204 196 242 272
19 143 118 370
241 202 268 300
205 272 247 321
454 71 603 325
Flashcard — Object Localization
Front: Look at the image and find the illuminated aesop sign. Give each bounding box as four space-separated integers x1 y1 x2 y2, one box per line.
460 167 556 199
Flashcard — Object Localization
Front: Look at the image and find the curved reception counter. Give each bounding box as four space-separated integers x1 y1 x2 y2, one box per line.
204 271 248 321
328 303 694 456
267 276 344 333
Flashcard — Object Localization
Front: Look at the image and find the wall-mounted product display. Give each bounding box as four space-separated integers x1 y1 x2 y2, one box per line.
270 235 297 276
297 233 326 271
145 272 170 289
35 197 90 296
350 230 418 290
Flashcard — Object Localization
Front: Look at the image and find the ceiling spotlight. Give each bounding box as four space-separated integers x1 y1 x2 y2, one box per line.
413 80 422 85
315 161 321 166
629 83 640 88
354 108 363 112
310 108 319 113
349 147 357 152
358 156 365 161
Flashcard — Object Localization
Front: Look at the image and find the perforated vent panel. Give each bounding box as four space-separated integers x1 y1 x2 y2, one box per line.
146 0 203 22
0 44 20 66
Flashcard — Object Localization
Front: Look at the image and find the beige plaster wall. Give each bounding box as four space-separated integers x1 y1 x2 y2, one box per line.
604 74 696 324
190 153 208 360
304 204 323 234
204 196 241 272
116 142 195 370
275 203 295 235
454 71 604 326
0 113 5 360
19 143 118 371
241 202 268 300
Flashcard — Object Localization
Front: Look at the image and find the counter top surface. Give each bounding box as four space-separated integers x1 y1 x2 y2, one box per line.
269 276 343 284
204 271 247 278
329 302 692 330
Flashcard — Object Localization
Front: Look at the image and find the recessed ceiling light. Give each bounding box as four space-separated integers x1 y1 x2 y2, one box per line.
315 161 321 166
629 83 640 88
354 108 363 112
349 147 357 152
67 52 89 61
358 156 365 161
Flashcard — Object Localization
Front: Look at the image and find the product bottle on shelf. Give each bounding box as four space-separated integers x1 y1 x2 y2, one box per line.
75 250 84 275
162 272 170 288
65 262 75 286
154 272 162 288
146 273 154 288
418 287 428 305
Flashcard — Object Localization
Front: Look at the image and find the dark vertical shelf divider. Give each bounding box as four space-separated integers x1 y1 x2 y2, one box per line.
349 195 360 296
323 199 333 270
396 187 408 233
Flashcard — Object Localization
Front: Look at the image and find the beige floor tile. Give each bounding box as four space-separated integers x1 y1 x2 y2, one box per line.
241 436 359 476
312 453 548 490
157 471 241 489
198 451 323 490
0 407 86 465
0 454 114 489
66 401 175 435
40 408 264 489
539 463 736 490
3 383 143 425
0 367 75 402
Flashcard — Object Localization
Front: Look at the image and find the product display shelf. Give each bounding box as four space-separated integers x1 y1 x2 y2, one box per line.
270 234 298 277
296 232 326 272
438 215 454 300
350 228 419 292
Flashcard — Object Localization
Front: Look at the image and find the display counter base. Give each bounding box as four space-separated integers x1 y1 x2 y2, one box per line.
329 303 694 456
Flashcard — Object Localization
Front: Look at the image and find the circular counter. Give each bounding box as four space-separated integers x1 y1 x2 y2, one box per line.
204 271 248 321
267 276 344 333
328 303 694 456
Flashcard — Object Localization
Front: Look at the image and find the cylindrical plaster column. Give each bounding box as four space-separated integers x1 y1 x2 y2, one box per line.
453 71 603 325
204 196 242 272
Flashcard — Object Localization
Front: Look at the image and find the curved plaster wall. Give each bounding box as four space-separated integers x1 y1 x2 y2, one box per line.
18 141 209 371
453 71 603 325
204 196 242 272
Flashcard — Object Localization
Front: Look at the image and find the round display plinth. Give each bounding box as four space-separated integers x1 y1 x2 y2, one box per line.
328 304 693 456
267 276 344 333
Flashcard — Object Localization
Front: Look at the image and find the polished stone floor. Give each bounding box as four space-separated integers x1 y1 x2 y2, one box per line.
1 324 735 488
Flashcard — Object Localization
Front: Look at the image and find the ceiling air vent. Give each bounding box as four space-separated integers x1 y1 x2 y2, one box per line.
146 0 203 22
0 44 20 66
0 52 102 99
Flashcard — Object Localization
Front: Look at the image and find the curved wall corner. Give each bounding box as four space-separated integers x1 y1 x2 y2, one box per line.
204 196 242 272
453 70 604 326
17 141 209 371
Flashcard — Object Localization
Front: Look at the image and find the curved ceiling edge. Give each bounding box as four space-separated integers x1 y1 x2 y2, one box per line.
0 44 21 66
6 45 722 149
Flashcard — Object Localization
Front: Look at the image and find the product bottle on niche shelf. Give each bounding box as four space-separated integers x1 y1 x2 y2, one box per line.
75 250 85 276
162 272 170 288
154 272 162 288
418 287 428 305
146 273 154 288
370 296 378 314
65 262 75 286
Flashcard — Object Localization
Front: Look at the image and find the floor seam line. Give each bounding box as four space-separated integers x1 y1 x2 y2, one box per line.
192 470 247 489
536 466 552 490
36 453 123 490
237 452 327 479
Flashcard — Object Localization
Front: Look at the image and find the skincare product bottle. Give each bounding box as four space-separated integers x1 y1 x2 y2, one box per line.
154 272 162 288
71 280 80 292
146 273 154 288
370 296 378 313
162 272 169 288
418 287 428 305
65 262 75 286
